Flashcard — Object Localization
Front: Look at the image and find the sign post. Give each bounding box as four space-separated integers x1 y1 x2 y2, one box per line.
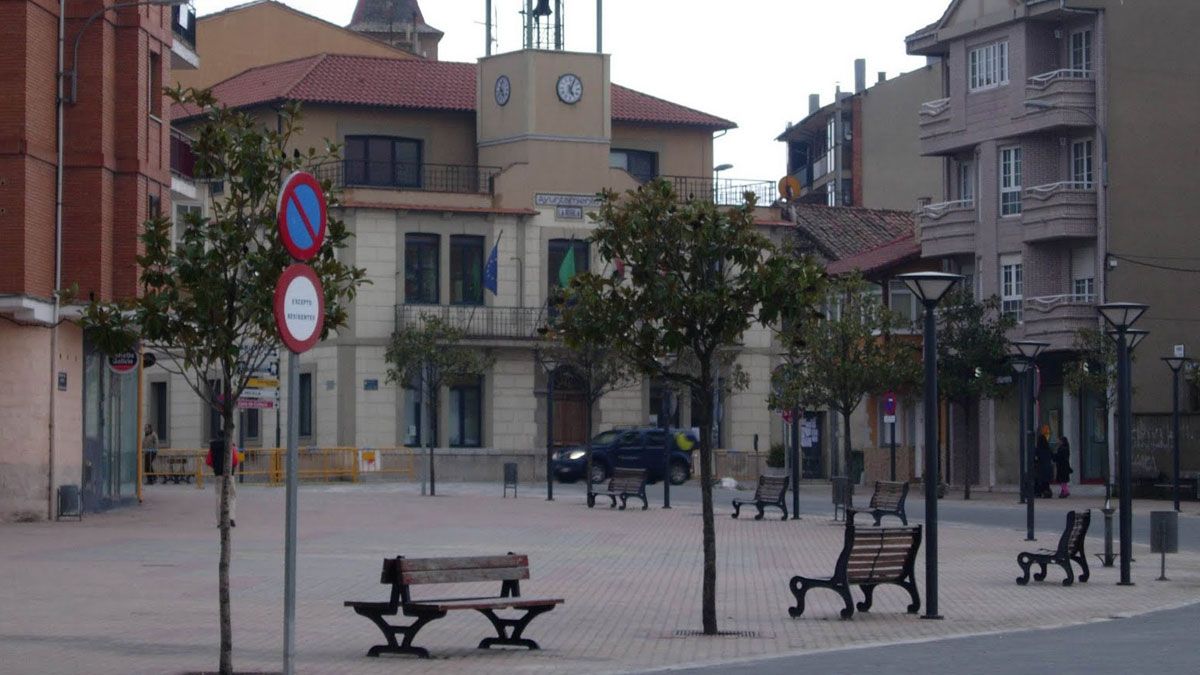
884 392 897 481
276 172 326 675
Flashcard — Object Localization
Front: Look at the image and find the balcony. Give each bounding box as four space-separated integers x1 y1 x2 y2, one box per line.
1023 294 1099 349
660 175 779 206
395 304 548 341
1022 182 1098 243
315 161 501 195
170 129 197 199
917 199 976 257
170 3 199 70
1024 69 1096 117
918 97 951 140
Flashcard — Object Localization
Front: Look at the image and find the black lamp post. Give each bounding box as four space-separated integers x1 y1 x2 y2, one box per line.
898 271 962 620
534 343 563 502
1162 354 1192 512
1099 302 1149 586
1012 340 1049 541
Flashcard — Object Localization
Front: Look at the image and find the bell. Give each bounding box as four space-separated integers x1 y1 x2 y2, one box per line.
532 0 553 18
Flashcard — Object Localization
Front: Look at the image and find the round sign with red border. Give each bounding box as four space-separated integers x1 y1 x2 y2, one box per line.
276 171 328 261
884 391 897 416
108 350 139 375
274 264 325 354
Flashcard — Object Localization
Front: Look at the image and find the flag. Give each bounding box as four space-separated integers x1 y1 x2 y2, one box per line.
558 245 576 287
483 232 500 295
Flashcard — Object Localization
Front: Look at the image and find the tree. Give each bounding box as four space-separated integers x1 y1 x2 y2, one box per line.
81 88 366 674
773 274 919 480
936 290 1015 498
1064 327 1119 407
385 315 493 494
563 179 823 634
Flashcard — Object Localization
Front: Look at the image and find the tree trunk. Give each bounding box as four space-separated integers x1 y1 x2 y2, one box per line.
427 369 437 497
584 397 595 498
841 407 853 480
219 377 234 675
698 366 718 635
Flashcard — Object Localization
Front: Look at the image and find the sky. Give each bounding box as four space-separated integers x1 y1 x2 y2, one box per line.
193 0 951 182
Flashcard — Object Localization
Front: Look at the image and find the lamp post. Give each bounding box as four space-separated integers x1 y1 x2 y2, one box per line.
1012 340 1049 541
713 163 733 203
1162 355 1192 512
898 272 963 620
533 343 563 502
1099 302 1149 586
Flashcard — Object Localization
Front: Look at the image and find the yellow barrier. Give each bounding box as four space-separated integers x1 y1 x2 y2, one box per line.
144 446 418 487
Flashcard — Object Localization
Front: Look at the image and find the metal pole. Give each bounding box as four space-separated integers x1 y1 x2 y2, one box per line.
1026 366 1037 541
524 0 533 49
1117 332 1133 585
275 351 282 448
485 0 493 56
283 351 299 675
596 0 603 53
1018 371 1027 506
546 372 554 501
790 412 800 519
1172 366 1181 512
921 302 942 620
889 420 897 482
662 390 671 509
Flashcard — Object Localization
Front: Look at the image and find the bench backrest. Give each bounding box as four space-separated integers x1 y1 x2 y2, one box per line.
869 481 908 510
609 467 647 492
1054 510 1091 558
754 474 789 501
837 524 922 585
381 554 530 603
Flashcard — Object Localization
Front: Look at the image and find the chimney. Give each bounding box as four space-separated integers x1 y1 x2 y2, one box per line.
878 71 887 84
854 58 866 94
808 94 820 115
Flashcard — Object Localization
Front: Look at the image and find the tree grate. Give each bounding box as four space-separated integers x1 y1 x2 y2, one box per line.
672 629 759 638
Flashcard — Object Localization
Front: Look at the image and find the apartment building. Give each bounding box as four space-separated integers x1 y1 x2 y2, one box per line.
0 0 198 520
908 0 1200 488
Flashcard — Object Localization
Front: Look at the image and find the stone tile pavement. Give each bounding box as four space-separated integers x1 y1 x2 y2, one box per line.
1 481 1198 674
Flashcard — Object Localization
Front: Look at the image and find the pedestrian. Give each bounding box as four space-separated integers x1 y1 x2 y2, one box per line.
1034 425 1054 499
142 424 159 485
206 436 240 528
1055 436 1073 498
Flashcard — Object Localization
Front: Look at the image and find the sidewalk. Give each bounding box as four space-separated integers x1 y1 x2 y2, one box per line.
1 482 1198 674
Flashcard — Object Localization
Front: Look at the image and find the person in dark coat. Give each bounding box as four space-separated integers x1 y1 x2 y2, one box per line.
1034 425 1054 498
1054 436 1073 498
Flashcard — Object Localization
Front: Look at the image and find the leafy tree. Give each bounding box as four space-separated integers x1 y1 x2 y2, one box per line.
81 88 366 674
385 316 493 494
773 274 919 480
563 179 823 634
936 290 1015 498
1064 327 1119 407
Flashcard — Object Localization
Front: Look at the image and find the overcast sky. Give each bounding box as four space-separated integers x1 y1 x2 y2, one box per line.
194 0 951 182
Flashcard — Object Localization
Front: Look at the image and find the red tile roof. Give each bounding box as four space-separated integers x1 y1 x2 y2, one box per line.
783 204 916 261
173 54 736 129
825 232 922 276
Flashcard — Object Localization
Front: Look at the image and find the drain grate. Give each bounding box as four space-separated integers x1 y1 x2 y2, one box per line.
673 629 759 638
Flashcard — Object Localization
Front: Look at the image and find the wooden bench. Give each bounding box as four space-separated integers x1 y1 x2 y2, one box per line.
731 474 790 520
587 467 649 510
788 524 922 620
344 554 563 658
1017 509 1091 587
848 480 909 526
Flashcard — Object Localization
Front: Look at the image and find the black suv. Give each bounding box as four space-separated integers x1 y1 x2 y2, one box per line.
552 427 696 485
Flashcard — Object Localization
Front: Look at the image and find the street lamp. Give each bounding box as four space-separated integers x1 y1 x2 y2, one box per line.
534 339 564 502
1162 354 1192 512
898 271 962 620
1099 301 1149 586
1012 340 1049 541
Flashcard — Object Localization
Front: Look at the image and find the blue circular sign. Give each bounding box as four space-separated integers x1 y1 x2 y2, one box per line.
277 172 327 261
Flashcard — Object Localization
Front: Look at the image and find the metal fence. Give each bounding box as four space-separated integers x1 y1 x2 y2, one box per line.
395 304 547 340
660 175 779 206
144 447 418 487
313 161 500 195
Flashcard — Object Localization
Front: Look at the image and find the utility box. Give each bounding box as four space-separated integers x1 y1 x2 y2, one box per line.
1150 511 1178 553
503 462 518 498
56 485 82 521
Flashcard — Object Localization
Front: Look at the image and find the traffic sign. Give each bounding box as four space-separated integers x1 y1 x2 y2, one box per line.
274 264 325 354
248 377 279 389
108 351 139 375
238 387 276 400
883 391 897 416
884 415 897 424
277 171 327 261
237 398 275 410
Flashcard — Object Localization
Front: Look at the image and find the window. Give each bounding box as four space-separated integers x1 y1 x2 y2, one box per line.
1001 255 1024 322
1071 247 1096 301
609 149 658 183
957 161 974 202
959 261 977 300
1070 29 1093 73
242 409 260 442
1000 146 1022 216
148 52 162 117
344 135 422 188
405 233 440 304
449 378 482 447
826 186 837 207
174 203 201 247
969 41 1009 91
888 280 920 325
403 382 438 447
298 372 312 438
650 381 681 428
148 194 161 219
1072 140 1094 188
449 236 484 305
548 239 589 292
826 115 836 155
150 381 169 446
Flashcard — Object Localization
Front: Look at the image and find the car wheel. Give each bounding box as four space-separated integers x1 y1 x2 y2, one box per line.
669 461 690 486
589 463 608 484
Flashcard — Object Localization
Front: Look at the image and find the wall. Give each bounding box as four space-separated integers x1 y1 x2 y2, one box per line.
858 65 946 210
610 123 713 179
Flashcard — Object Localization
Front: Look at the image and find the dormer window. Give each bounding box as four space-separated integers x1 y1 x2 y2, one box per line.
968 41 1009 91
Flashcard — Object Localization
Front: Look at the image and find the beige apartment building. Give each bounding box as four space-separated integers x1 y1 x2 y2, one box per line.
908 0 1200 488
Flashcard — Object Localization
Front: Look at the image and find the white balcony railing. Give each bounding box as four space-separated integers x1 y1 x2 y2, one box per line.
1027 69 1093 89
920 198 974 218
1026 293 1097 309
919 97 951 117
812 151 832 180
1023 181 1095 198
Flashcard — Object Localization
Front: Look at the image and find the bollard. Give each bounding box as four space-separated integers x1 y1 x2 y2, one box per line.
1098 506 1116 567
1151 510 1179 581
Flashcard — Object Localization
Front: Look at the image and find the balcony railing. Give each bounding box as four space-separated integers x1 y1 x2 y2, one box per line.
1022 182 1098 242
660 175 779 206
172 3 197 48
314 161 501 195
170 129 196 179
917 199 976 257
1026 68 1093 89
920 198 974 218
811 151 831 180
919 97 951 117
918 97 952 140
1023 294 1099 345
395 304 548 340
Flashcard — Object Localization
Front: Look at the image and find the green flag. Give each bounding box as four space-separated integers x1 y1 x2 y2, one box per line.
557 246 576 287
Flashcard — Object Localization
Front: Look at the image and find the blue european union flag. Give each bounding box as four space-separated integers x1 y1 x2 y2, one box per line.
483 234 500 295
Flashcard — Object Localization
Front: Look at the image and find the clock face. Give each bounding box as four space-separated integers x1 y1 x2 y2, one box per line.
494 75 511 106
556 73 583 104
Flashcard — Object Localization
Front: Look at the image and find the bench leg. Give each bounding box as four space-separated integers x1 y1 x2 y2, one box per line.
610 494 618 508
477 605 554 650
618 494 628 510
638 492 648 510
899 576 921 614
731 500 742 519
856 584 876 613
899 509 908 526
754 503 765 520
587 493 595 508
1034 560 1049 582
1016 553 1034 585
788 577 854 619
1073 552 1090 583
1058 559 1076 587
358 609 442 659
779 501 788 521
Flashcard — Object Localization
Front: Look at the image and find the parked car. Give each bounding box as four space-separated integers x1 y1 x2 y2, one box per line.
552 427 697 485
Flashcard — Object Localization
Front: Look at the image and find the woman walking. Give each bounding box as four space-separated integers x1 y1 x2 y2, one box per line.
1054 436 1073 498
142 424 159 485
1034 425 1054 499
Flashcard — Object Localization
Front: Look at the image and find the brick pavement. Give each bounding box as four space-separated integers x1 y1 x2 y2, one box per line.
1 482 1198 675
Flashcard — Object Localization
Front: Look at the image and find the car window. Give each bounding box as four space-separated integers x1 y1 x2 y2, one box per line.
645 431 668 447
618 431 641 446
592 430 620 445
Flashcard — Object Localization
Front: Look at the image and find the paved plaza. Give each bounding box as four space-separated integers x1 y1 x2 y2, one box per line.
1 481 1199 674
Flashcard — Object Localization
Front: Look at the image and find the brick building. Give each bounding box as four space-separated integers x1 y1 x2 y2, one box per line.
0 0 198 520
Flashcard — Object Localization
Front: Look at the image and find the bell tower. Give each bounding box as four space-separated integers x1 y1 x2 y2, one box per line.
348 0 444 59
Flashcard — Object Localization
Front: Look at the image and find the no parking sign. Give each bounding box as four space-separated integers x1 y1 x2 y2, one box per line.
276 171 327 261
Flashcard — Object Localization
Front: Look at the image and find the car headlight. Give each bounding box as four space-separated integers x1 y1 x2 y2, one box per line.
568 449 587 460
